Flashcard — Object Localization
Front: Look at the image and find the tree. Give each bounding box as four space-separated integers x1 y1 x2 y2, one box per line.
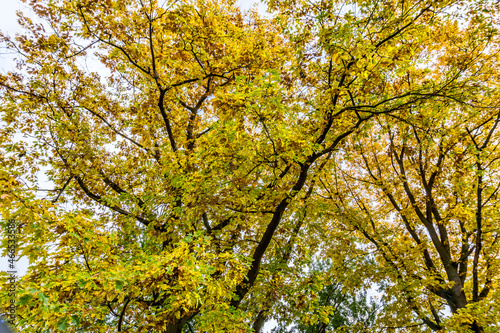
322 87 500 331
0 0 498 332
270 260 380 333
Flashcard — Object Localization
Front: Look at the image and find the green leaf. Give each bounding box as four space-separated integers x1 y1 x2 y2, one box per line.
57 317 68 331
18 294 32 305
71 315 80 326
38 292 48 305
115 280 124 291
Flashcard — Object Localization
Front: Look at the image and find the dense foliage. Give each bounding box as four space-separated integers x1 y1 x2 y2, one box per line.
1 0 499 332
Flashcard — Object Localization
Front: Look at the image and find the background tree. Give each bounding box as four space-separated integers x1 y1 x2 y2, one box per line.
270 260 380 333
1 0 498 332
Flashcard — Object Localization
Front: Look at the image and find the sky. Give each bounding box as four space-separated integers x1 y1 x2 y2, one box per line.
0 1 31 277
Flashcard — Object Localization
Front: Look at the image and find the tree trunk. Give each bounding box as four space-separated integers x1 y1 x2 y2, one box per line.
252 310 267 333
164 314 193 333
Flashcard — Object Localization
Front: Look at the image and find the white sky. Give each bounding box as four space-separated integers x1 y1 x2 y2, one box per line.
0 0 30 277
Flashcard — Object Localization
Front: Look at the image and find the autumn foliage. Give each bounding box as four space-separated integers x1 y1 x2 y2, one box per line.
1 0 500 332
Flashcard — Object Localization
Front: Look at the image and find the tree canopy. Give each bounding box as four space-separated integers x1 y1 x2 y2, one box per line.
1 0 499 332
